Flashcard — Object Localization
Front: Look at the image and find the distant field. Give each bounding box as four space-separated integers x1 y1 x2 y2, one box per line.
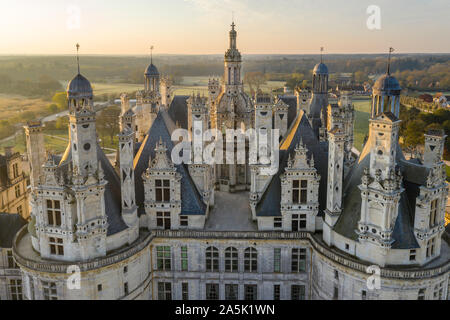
0 94 50 122
88 77 286 98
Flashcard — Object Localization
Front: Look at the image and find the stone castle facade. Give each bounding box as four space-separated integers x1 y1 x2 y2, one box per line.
5 23 449 300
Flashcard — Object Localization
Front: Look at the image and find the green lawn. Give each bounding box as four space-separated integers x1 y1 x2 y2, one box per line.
352 99 371 151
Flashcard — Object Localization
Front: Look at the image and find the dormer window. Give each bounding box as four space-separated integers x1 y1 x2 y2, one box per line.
155 179 170 202
292 180 307 204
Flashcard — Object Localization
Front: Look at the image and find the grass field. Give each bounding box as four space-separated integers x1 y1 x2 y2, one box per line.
0 94 50 122
352 99 371 151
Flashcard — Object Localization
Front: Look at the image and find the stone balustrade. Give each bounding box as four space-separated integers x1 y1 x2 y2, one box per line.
13 226 450 280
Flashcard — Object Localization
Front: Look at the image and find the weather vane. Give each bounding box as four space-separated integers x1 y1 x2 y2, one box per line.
320 47 324 63
387 47 394 74
76 43 80 74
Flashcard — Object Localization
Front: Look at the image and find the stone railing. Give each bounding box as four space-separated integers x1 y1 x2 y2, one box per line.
308 234 450 280
12 226 153 274
152 229 309 240
154 229 450 280
13 225 450 280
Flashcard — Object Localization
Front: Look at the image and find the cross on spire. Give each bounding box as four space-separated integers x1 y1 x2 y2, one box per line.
387 47 394 75
76 43 80 74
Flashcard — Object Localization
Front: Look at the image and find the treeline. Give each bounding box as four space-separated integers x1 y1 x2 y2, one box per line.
0 74 62 98
399 106 450 159
0 54 449 88
400 96 438 113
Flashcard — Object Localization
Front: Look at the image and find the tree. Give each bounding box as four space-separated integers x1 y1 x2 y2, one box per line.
48 104 59 114
52 92 68 110
96 106 121 145
244 72 267 95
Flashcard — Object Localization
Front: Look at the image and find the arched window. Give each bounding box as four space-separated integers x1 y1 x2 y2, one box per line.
244 247 257 273
205 246 219 272
224 247 238 272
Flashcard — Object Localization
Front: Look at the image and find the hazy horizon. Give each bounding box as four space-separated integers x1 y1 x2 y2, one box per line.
0 0 449 55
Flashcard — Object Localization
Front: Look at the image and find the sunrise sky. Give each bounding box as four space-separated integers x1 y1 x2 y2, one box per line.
0 0 449 55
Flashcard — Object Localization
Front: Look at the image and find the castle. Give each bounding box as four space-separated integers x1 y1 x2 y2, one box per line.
7 23 449 300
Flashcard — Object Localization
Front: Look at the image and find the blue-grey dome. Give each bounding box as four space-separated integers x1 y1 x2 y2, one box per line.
145 63 159 76
373 74 401 96
67 73 93 98
313 62 328 75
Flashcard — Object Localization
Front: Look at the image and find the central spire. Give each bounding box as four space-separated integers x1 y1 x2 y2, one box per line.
229 21 237 50
387 47 394 75
76 43 80 74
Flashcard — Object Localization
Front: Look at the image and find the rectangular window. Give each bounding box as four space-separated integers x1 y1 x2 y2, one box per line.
274 217 282 229
291 248 306 272
292 214 307 231
181 246 188 271
13 163 19 179
244 285 257 300
274 248 281 273
155 179 171 202
291 285 305 300
430 199 438 227
7 249 17 268
274 284 280 300
292 180 308 204
123 265 128 274
156 246 171 270
334 270 339 280
156 212 171 230
418 288 425 300
42 281 58 300
206 284 219 300
180 215 188 227
16 205 22 216
9 279 22 300
158 282 172 300
409 249 416 261
182 283 189 300
49 237 64 256
97 284 102 292
426 237 436 258
124 282 129 295
433 282 444 300
46 200 62 227
15 185 21 198
225 284 238 300
333 286 339 300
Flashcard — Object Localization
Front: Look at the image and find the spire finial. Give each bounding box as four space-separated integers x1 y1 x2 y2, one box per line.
150 45 154 65
387 47 394 75
76 43 80 74
320 47 324 63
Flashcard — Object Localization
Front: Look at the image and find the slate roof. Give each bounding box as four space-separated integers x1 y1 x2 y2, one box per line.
56 142 127 236
168 95 190 130
278 95 298 129
256 111 328 216
0 213 27 248
334 144 426 249
373 74 401 96
133 111 206 217
67 73 93 99
96 144 127 235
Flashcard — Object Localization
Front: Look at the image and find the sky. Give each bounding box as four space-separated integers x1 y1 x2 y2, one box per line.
0 0 449 55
